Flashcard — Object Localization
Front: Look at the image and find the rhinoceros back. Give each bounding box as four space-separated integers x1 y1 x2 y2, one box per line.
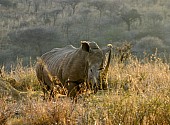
39 45 77 83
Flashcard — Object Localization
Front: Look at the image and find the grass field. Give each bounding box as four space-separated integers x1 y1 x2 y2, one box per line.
0 54 170 125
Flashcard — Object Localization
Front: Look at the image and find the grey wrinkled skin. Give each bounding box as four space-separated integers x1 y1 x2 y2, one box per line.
36 41 112 99
88 44 112 91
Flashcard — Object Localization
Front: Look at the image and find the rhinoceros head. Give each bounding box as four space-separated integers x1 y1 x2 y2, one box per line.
81 41 112 92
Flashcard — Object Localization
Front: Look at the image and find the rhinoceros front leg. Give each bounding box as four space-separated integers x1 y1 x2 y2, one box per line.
65 82 80 98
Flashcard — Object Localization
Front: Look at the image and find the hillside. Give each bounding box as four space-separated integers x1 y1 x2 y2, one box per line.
1 0 170 68
0 1 170 124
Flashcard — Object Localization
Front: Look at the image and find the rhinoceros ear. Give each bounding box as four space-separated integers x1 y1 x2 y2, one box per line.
81 41 90 52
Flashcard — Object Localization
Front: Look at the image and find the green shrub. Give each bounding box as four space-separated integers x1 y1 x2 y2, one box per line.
133 36 166 56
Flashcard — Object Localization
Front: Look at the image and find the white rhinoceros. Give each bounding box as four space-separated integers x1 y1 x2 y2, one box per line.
36 41 112 99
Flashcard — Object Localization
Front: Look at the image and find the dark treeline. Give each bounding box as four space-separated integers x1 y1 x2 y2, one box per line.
0 0 170 69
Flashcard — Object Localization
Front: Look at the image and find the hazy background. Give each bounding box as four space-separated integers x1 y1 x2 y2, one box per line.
0 0 170 69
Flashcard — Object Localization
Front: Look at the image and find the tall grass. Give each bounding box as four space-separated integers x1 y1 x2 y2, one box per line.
0 54 170 125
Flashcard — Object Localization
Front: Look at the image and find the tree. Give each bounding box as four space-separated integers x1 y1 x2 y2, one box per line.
79 8 91 39
106 0 122 17
26 0 32 12
48 9 62 25
57 0 68 17
88 0 107 34
0 0 17 8
88 0 106 18
120 9 141 31
33 1 40 13
61 18 74 44
42 0 48 7
147 12 163 25
8 27 62 56
67 0 81 15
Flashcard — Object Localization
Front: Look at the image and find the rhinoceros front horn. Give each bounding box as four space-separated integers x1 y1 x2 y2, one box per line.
99 44 113 90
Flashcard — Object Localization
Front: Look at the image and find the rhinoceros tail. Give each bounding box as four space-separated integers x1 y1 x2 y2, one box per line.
36 58 45 83
36 57 54 99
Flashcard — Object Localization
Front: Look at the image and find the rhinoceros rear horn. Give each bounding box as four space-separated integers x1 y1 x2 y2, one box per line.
81 41 90 52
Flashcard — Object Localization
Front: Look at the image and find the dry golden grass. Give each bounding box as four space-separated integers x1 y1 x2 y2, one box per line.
0 54 170 125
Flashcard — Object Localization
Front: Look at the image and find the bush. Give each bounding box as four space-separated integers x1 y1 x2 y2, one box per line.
8 27 63 55
133 36 166 56
0 0 17 8
5 27 64 67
